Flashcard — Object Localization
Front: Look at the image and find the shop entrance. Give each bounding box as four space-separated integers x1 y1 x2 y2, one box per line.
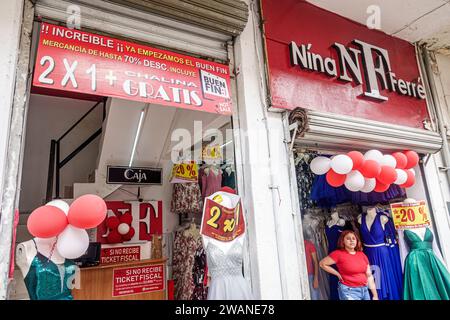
11 21 241 301
294 148 446 301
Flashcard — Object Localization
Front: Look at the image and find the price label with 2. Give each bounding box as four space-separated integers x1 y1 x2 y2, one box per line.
201 198 245 242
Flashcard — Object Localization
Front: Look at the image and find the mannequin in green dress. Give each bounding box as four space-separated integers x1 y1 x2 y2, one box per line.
16 238 77 300
403 227 450 300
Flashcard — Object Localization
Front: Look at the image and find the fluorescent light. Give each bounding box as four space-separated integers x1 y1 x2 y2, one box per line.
129 109 146 167
220 140 232 148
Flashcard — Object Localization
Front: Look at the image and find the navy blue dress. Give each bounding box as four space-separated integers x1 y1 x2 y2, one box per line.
360 213 402 300
325 224 343 300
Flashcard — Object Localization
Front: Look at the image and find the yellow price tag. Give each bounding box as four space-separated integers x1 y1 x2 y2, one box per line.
171 162 198 182
390 201 430 230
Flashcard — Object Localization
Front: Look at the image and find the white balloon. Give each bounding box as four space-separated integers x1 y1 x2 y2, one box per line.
330 155 353 175
56 225 89 259
118 223 130 235
364 150 383 163
360 178 376 193
408 168 416 176
394 169 407 184
381 155 397 168
46 199 70 215
310 156 331 175
344 170 365 192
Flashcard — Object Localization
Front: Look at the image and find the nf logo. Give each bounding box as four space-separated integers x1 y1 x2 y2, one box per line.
289 39 426 101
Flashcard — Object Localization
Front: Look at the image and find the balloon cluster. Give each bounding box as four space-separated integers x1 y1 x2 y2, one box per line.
27 195 107 259
309 150 419 193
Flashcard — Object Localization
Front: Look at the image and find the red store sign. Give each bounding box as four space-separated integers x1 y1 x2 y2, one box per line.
32 23 232 115
112 264 165 297
261 0 429 128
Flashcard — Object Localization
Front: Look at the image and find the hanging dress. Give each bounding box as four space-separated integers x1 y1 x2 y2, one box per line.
23 241 77 300
360 213 402 300
381 213 403 299
325 224 343 300
205 240 253 300
403 228 450 300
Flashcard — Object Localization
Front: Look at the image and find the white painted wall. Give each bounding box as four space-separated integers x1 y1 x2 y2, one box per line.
231 0 304 299
424 52 450 267
0 0 24 206
19 94 102 212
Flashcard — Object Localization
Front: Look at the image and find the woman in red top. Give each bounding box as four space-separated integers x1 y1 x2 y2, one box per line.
319 230 378 300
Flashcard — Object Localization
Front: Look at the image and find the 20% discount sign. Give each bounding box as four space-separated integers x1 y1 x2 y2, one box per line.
171 162 198 182
390 200 430 229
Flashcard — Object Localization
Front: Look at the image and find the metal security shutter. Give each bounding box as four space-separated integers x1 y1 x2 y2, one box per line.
289 109 443 154
34 0 248 61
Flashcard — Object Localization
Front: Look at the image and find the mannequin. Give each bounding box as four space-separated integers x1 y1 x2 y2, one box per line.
400 226 450 299
359 206 402 300
16 238 76 300
327 210 345 228
325 208 344 300
358 207 388 231
16 238 64 277
201 162 222 198
202 192 253 300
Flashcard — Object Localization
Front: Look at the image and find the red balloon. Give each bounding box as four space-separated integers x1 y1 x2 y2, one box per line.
326 170 346 187
392 152 407 169
107 230 122 244
106 216 120 229
404 151 419 169
360 160 381 178
378 166 398 185
374 180 390 193
347 151 364 170
27 206 68 238
68 194 107 229
122 227 135 241
119 213 133 225
400 170 416 188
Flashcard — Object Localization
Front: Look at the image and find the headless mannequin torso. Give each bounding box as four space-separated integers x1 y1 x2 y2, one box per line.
358 207 388 231
327 211 345 228
16 237 65 277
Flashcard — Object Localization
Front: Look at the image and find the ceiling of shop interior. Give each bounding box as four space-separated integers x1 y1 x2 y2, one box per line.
307 0 450 54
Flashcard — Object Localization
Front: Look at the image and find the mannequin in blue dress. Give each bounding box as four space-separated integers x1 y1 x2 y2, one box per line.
358 207 402 300
325 209 345 300
16 237 77 300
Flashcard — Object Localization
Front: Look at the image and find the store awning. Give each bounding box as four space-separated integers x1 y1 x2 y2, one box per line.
35 0 249 61
289 108 443 154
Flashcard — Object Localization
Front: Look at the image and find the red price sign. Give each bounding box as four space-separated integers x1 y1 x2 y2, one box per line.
201 198 245 242
390 200 430 229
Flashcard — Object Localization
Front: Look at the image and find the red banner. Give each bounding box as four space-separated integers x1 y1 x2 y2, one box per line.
33 23 232 115
112 264 165 297
201 198 245 242
261 0 429 128
101 245 141 265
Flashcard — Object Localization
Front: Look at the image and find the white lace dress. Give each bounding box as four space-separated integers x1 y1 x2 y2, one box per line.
205 240 254 300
